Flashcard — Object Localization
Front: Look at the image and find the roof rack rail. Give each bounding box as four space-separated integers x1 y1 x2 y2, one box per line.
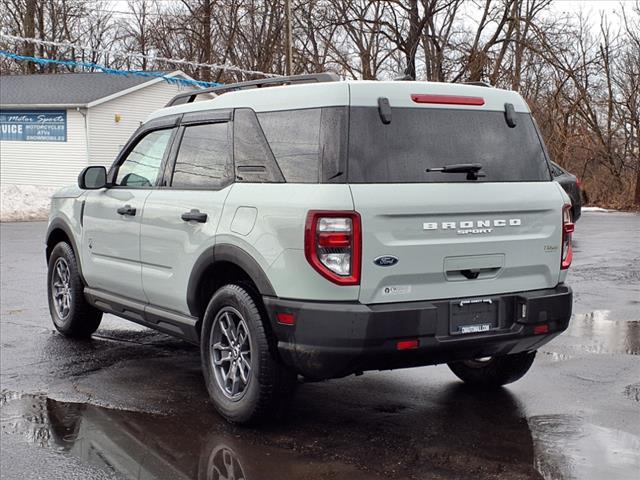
462 81 492 88
165 72 340 107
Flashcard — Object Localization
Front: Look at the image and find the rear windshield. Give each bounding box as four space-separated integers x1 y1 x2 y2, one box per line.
348 107 551 183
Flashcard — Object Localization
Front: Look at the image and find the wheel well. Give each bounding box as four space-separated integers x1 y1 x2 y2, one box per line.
194 261 260 330
46 228 72 262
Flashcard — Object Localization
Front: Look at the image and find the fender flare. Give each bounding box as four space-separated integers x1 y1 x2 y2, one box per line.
187 243 276 317
46 218 86 283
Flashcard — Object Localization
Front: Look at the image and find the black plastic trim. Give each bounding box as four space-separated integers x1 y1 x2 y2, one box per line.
181 109 231 125
84 287 199 343
186 243 276 317
263 285 572 379
46 218 86 283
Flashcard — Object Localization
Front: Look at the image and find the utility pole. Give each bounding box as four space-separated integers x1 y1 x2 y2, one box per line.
202 0 212 82
24 0 36 73
285 0 293 75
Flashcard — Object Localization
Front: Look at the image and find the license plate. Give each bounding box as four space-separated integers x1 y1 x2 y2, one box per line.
459 323 491 334
450 298 499 335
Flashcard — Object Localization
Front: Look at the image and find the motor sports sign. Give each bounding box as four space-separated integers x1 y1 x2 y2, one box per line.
0 110 67 142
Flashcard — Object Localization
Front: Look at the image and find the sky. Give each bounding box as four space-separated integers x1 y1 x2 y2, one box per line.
550 0 634 22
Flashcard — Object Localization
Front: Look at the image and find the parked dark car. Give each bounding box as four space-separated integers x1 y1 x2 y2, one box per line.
550 161 582 222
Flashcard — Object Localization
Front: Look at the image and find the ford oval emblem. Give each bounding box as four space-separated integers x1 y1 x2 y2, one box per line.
374 255 399 267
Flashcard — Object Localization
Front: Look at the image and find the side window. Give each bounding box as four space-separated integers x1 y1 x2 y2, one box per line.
257 109 322 183
171 122 231 189
233 108 284 183
116 129 173 187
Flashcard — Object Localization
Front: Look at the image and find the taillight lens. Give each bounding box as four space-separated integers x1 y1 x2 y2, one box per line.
305 211 361 285
561 204 574 270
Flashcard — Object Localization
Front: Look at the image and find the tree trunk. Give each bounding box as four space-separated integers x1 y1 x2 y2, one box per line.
405 0 420 80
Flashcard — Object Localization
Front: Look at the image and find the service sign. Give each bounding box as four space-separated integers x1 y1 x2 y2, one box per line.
0 110 67 142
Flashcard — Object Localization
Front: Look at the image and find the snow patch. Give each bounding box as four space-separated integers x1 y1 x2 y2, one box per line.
582 206 614 213
0 184 58 222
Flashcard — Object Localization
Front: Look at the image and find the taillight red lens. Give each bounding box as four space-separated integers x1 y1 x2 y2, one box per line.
318 232 351 248
561 204 574 270
305 211 361 285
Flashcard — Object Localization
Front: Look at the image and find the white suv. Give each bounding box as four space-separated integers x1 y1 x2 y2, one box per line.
46 73 574 424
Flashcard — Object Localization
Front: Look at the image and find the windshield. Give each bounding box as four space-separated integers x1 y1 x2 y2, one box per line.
347 107 551 183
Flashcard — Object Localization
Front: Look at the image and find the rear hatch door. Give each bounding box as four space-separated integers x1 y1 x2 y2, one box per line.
351 183 564 304
346 85 564 304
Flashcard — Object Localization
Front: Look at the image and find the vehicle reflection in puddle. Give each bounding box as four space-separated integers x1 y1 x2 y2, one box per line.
529 415 640 480
0 393 368 480
1 386 542 480
567 310 640 355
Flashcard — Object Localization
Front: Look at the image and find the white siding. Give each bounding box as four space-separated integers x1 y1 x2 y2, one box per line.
0 108 88 187
88 81 195 167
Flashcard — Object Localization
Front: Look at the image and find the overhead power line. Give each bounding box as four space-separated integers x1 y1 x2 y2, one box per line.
0 33 282 78
0 50 222 87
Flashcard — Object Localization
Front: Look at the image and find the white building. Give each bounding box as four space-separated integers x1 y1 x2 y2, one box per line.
0 71 198 220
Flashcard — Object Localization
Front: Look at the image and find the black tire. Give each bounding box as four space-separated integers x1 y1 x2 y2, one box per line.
447 351 536 387
200 284 297 425
47 242 102 338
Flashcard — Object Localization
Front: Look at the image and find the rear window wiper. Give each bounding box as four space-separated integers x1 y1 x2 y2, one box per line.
426 163 485 180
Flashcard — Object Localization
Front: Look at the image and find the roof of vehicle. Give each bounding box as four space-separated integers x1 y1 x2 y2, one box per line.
146 80 530 123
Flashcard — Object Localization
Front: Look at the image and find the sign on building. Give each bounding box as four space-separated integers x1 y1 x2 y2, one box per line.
0 110 67 142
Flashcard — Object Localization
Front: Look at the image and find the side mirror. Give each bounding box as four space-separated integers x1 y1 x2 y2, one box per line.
78 166 107 189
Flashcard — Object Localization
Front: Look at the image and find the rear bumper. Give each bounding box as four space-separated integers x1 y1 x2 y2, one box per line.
263 285 572 379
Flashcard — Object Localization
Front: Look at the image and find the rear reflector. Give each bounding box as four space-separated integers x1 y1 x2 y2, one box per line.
534 324 549 335
411 94 485 106
396 339 419 350
277 313 295 326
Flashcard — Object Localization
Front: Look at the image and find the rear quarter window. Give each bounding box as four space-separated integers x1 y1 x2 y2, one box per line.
257 109 322 183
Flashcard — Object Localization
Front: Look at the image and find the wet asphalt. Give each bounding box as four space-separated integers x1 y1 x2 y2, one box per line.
1 212 639 480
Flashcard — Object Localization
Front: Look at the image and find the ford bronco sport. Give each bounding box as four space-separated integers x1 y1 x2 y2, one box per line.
46 73 574 424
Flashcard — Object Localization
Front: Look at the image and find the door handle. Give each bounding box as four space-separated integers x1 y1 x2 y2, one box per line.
181 209 208 223
117 205 136 216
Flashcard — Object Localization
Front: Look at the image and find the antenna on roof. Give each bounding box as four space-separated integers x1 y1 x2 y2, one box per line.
165 72 340 107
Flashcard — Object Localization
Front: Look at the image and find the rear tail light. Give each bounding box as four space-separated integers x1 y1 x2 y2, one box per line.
305 211 361 285
561 204 574 270
576 177 582 189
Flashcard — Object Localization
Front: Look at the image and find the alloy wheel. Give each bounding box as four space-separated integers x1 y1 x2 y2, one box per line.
51 257 72 321
210 307 252 400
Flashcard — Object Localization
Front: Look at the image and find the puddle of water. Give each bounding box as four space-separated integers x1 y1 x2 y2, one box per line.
529 415 640 480
567 310 640 355
0 394 372 480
